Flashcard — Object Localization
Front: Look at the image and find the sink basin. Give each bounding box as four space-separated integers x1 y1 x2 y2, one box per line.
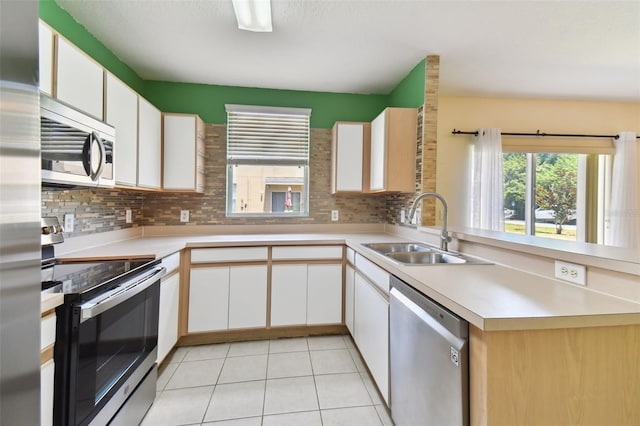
363 242 432 254
386 251 466 265
362 242 492 266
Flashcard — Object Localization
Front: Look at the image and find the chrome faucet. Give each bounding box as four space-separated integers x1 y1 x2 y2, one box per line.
406 192 450 251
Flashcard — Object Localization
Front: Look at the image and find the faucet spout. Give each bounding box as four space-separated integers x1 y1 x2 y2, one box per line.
406 192 450 251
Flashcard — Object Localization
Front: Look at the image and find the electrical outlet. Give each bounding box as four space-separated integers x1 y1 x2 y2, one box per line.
180 210 189 223
125 209 132 224
331 210 339 221
400 209 406 224
64 214 74 233
554 260 586 286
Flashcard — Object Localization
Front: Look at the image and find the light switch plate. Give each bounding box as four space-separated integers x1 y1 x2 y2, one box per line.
64 214 74 233
125 209 132 224
180 210 189 223
554 260 586 286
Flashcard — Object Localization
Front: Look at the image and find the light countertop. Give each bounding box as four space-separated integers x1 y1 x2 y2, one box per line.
54 232 640 331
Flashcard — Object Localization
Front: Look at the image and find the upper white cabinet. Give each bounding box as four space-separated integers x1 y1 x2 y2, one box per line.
331 122 370 194
56 37 104 120
105 73 139 187
163 113 206 192
369 107 418 193
137 97 162 189
38 21 54 96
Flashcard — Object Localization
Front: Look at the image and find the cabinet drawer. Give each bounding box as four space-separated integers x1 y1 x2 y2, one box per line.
191 247 268 263
355 253 390 294
272 245 342 260
41 313 56 351
161 252 181 275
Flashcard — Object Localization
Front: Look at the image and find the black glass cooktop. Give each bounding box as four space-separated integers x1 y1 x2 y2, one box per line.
41 258 157 299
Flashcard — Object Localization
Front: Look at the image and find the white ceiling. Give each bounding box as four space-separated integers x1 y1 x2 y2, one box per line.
56 0 640 102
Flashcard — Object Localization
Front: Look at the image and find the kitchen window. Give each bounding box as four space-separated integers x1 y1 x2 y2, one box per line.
503 151 612 243
225 104 311 216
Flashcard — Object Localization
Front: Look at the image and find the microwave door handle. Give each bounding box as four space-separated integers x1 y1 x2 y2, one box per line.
79 266 166 323
82 131 106 181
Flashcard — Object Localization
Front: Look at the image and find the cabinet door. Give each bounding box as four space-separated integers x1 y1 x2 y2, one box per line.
106 73 138 187
345 265 355 335
188 267 229 332
307 264 343 325
137 97 162 189
56 37 104 119
354 272 389 404
333 123 364 192
163 114 196 190
41 360 54 426
228 265 268 329
158 273 180 363
271 264 307 326
369 111 387 191
38 21 53 96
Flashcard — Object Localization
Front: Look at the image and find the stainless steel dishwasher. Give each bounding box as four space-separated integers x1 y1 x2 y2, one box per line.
390 275 469 426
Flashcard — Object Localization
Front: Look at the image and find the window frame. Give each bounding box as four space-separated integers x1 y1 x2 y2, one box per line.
225 104 311 218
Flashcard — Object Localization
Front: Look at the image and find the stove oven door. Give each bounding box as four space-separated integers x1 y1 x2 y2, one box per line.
55 275 160 426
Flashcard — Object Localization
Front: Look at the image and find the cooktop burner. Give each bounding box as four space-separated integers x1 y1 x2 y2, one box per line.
41 258 156 300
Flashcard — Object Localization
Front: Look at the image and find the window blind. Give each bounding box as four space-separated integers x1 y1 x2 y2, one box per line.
226 104 311 165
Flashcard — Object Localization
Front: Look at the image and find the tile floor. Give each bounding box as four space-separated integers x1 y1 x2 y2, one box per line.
143 335 394 426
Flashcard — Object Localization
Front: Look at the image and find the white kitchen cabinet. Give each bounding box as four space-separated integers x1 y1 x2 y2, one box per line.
188 267 229 332
38 21 54 96
307 264 343 325
56 36 104 120
271 264 308 326
369 107 417 193
228 265 268 329
345 264 355 335
354 271 390 404
158 272 180 363
163 113 206 192
41 359 54 426
331 122 370 193
106 73 139 187
137 97 162 189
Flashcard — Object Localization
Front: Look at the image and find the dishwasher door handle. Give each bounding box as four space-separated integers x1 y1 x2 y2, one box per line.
390 287 466 350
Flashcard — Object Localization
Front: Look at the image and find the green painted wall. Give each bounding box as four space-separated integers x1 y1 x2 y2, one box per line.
144 81 388 128
39 0 145 93
38 0 424 127
388 59 425 108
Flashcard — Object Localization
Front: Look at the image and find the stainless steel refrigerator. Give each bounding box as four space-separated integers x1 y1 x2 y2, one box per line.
0 1 42 424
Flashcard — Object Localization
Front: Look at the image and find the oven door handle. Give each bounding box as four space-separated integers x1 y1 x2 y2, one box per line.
80 266 166 323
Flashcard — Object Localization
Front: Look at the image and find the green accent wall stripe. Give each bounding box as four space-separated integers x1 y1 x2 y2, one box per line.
144 81 389 128
39 0 145 93
388 59 425 108
38 0 425 127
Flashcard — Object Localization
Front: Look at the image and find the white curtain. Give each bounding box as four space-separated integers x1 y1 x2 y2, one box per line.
471 128 504 231
605 131 639 248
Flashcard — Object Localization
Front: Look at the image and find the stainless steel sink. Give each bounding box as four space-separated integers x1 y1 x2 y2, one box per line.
363 242 432 254
362 242 491 266
386 251 467 265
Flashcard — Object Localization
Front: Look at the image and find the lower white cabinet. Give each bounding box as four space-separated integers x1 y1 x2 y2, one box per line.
271 264 308 326
188 267 230 332
270 263 342 327
158 272 180 363
307 264 342 325
345 264 355 335
228 265 268 329
354 271 390 405
41 359 54 426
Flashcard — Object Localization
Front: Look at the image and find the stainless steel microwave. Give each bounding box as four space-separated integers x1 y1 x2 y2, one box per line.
41 95 115 188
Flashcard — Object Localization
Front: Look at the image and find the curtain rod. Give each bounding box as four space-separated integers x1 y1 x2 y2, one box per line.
451 129 640 140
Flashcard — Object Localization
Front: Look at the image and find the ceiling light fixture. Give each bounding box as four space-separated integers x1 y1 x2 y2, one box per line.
231 0 272 32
